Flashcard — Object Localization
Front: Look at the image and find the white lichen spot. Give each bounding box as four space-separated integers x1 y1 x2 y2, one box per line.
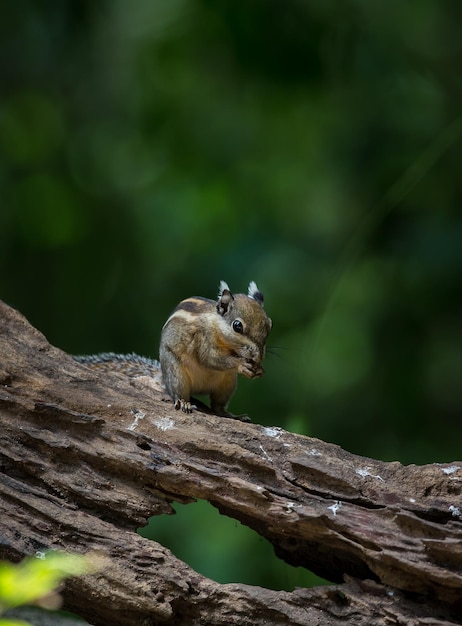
409 498 416 503
283 443 292 448
153 417 175 432
107 404 112 408
128 409 146 431
449 505 461 518
259 445 272 461
309 448 321 456
442 466 460 476
356 467 384 482
263 426 284 439
328 501 342 517
35 551 46 560
286 502 296 513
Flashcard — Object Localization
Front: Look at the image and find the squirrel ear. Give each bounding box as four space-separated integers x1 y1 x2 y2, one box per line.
248 281 264 306
217 280 234 316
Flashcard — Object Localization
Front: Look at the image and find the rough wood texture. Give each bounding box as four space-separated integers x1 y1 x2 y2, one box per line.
0 300 461 625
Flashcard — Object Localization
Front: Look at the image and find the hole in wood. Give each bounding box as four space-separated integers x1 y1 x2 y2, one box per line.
138 499 328 590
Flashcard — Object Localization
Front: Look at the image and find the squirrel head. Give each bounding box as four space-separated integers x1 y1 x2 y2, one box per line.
215 281 272 377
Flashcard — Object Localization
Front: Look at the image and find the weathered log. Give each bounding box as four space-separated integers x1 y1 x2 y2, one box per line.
0 300 461 625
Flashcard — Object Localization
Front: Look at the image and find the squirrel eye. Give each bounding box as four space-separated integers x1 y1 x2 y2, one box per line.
232 319 244 334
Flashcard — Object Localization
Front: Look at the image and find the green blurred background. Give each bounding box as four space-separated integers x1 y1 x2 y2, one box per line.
1 1 461 591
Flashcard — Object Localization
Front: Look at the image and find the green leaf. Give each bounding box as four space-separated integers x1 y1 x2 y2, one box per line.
0 553 92 613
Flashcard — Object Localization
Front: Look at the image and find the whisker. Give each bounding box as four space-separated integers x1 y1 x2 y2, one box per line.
266 346 286 359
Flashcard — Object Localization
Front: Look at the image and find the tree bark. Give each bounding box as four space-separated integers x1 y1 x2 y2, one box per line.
0 300 461 625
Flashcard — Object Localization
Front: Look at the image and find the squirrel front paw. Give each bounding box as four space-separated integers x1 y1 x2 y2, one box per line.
238 360 265 379
174 398 197 413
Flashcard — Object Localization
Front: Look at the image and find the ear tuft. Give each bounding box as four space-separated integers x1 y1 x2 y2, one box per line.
218 280 230 297
248 281 264 306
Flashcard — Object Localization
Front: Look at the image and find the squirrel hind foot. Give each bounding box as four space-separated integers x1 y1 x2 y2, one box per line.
172 397 251 423
230 413 252 423
215 410 252 423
